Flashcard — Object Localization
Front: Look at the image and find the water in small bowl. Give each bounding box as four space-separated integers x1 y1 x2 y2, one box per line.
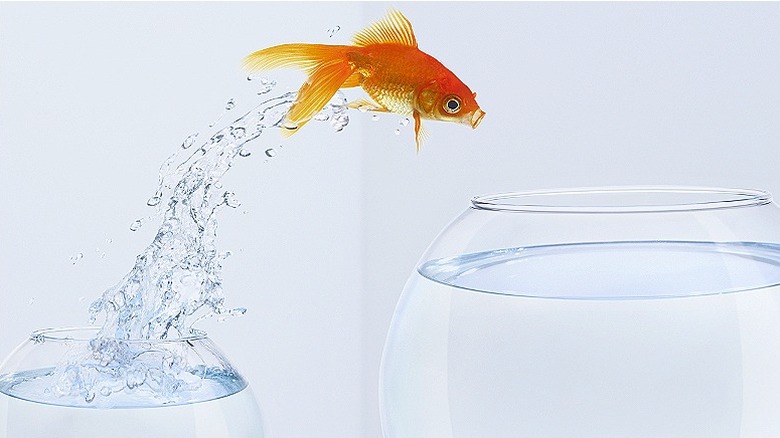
0 328 263 438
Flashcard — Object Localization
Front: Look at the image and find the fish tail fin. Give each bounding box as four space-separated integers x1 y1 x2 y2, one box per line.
243 44 356 136
242 43 349 73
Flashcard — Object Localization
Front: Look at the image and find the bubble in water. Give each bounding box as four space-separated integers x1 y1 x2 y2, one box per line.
265 148 276 158
238 149 251 157
372 114 380 121
69 252 84 265
223 192 241 208
129 219 142 232
401 118 410 126
181 133 199 149
394 129 401 136
225 98 236 111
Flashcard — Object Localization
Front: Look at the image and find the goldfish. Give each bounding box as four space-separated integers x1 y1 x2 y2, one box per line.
243 9 485 151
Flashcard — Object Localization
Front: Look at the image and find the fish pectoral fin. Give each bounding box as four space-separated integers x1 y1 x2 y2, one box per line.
346 98 389 113
283 60 355 135
413 111 429 153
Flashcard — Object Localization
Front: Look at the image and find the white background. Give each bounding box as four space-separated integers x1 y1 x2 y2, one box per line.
1 2 778 438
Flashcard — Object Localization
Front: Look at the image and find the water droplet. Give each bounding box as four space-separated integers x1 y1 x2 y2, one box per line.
129 219 142 231
181 133 198 149
265 148 276 158
401 118 410 126
256 79 276 95
372 114 380 121
223 192 241 208
79 296 86 302
85 390 96 403
106 238 113 244
28 298 35 305
225 98 236 111
100 252 106 259
231 127 246 139
282 121 298 131
100 387 112 397
331 113 349 132
238 149 251 157
313 112 330 122
69 252 84 264
394 129 401 136
242 210 248 215
147 190 163 206
358 105 370 113
326 25 341 38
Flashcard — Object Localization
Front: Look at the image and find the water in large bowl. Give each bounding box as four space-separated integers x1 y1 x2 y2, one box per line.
381 239 780 438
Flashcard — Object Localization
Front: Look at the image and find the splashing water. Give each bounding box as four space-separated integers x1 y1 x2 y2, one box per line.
47 85 350 404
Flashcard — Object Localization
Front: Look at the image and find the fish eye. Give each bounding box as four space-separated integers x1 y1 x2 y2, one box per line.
443 96 461 114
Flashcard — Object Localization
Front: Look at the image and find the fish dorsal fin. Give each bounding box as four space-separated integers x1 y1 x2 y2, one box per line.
352 9 417 48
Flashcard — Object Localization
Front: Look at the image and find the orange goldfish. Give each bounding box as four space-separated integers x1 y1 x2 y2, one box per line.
243 9 485 151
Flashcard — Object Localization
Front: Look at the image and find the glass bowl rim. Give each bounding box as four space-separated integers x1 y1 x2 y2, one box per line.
471 186 772 213
29 327 209 344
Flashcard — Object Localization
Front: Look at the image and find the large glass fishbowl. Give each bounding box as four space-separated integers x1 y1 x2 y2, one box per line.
380 187 780 438
0 328 263 438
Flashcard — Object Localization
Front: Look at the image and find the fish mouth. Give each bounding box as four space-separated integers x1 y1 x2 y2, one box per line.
470 109 485 129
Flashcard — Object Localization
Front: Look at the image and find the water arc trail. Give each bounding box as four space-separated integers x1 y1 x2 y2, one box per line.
42 86 350 405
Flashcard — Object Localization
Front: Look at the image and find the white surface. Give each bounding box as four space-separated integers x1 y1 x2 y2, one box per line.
1 3 778 438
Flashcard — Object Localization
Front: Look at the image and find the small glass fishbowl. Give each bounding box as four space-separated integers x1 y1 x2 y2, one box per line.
380 187 780 438
0 328 263 438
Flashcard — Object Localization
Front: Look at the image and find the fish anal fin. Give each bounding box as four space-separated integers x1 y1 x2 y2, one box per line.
346 98 389 113
284 60 354 134
352 9 417 48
